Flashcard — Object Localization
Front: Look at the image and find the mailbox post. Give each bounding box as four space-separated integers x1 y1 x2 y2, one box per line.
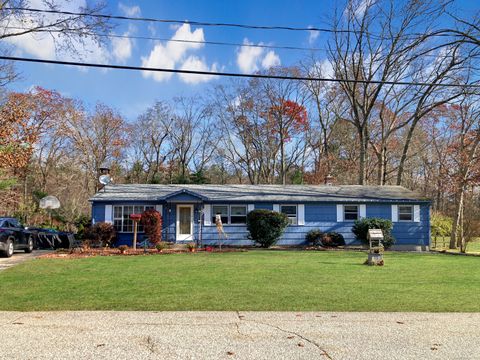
366 229 384 266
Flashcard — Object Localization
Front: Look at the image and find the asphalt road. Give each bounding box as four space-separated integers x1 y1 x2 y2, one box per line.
0 311 478 359
0 250 52 271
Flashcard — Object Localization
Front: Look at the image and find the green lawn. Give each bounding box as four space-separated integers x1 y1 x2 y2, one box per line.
0 251 479 312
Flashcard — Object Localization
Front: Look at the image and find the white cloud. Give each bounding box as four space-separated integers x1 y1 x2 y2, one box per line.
261 51 281 69
236 39 281 74
179 56 218 84
349 0 373 19
237 40 263 73
141 23 217 83
2 0 109 66
308 28 320 44
118 3 141 17
112 33 133 63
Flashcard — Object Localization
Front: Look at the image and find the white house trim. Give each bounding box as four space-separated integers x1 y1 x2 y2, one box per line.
414 205 420 222
298 204 305 225
203 204 212 226
247 204 254 212
391 205 399 222
336 204 343 222
104 205 113 224
273 204 280 212
359 204 366 219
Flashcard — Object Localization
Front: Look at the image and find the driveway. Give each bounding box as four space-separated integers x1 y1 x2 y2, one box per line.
0 250 52 271
0 311 478 359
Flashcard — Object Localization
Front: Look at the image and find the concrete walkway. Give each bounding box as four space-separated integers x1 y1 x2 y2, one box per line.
0 311 478 359
0 250 52 271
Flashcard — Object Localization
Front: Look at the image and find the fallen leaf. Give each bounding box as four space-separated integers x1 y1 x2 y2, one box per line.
431 347 438 351
227 351 235 355
287 336 295 339
396 321 405 324
298 342 305 347
12 322 23 325
96 344 105 347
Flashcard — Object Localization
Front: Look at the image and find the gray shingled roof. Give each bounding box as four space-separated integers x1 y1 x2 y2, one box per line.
90 184 429 203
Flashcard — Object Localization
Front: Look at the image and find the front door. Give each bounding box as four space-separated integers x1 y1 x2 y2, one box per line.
176 205 194 241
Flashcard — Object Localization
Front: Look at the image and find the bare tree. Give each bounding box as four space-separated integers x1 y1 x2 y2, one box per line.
328 0 454 184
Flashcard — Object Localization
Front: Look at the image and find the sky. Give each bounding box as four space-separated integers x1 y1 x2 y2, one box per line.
4 0 479 121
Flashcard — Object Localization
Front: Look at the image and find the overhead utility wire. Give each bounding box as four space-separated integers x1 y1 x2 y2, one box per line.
4 7 458 40
1 55 478 89
2 26 329 52
2 7 365 34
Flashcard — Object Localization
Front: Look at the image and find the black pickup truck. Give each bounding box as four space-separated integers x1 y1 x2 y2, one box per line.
0 217 34 257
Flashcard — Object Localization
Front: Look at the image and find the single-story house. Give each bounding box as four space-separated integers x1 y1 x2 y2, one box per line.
90 184 431 251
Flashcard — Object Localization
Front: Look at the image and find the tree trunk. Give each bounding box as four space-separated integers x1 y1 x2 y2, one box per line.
449 187 464 249
358 126 368 185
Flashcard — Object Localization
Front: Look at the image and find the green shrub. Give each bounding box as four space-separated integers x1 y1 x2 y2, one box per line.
306 229 324 246
351 217 395 249
431 212 452 239
247 209 289 248
321 232 345 247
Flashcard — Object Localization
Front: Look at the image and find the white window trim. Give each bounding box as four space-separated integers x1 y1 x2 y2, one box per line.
280 204 298 226
112 204 155 233
343 204 360 222
298 204 305 226
203 204 212 226
398 204 414 222
210 204 248 226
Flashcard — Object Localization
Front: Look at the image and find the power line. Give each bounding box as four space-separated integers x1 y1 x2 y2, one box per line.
2 26 329 53
4 6 458 40
4 7 346 34
1 55 478 88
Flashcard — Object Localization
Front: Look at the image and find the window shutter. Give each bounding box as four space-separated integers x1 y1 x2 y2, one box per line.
298 204 305 226
104 205 113 224
414 205 420 222
203 204 212 226
155 204 163 216
273 204 280 212
391 205 398 222
359 204 366 218
247 204 255 212
336 204 343 222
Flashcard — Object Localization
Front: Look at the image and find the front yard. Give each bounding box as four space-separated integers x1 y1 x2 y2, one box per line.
0 250 479 312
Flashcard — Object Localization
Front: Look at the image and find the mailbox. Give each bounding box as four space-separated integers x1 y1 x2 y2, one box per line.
367 229 384 249
366 229 384 266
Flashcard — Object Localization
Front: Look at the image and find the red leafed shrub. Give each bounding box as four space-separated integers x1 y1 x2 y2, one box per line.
141 209 162 245
88 222 116 247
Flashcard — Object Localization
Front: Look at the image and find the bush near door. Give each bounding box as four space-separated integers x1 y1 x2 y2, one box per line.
247 210 289 248
352 218 395 249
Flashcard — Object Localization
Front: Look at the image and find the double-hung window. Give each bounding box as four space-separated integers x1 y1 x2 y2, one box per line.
398 205 413 221
230 205 247 224
280 205 297 225
211 205 248 225
344 205 359 221
113 205 154 232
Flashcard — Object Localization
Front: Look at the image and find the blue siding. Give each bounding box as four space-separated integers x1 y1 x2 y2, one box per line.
92 203 105 223
91 200 430 249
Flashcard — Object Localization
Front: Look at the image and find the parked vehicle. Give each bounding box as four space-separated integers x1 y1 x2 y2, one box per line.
0 217 34 258
27 227 74 249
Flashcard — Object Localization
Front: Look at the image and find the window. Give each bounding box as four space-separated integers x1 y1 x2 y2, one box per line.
212 205 228 225
230 205 247 224
281 205 297 225
344 205 359 221
211 205 248 225
398 205 413 221
113 205 154 232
